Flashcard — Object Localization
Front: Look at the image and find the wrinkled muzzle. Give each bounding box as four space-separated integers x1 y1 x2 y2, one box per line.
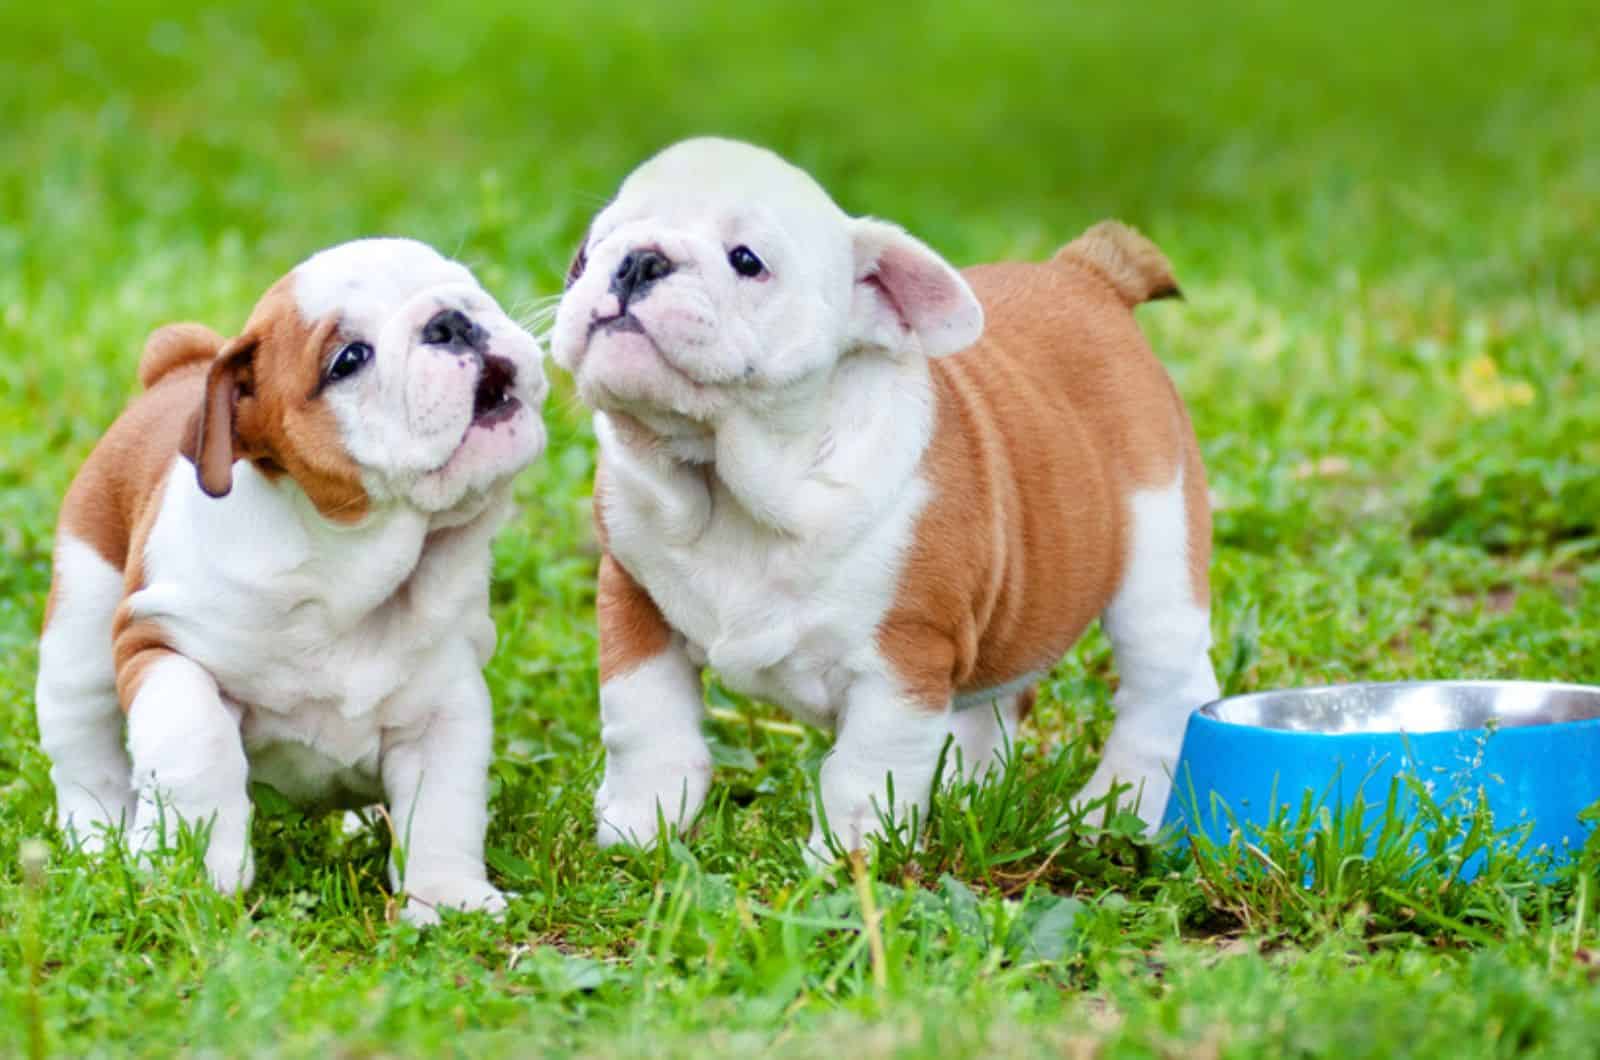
554 232 754 423
344 286 546 510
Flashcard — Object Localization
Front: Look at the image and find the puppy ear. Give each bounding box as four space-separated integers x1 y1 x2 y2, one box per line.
565 238 589 290
847 218 984 358
180 335 258 498
139 323 226 389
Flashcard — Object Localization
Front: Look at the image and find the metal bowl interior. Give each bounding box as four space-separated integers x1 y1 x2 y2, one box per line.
1198 681 1600 735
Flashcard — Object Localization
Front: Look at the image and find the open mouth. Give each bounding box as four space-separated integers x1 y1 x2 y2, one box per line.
472 354 520 426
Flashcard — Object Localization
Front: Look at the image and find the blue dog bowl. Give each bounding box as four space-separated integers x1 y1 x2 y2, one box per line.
1162 681 1600 871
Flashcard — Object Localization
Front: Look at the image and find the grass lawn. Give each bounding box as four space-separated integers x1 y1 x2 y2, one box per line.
3 1 1600 1055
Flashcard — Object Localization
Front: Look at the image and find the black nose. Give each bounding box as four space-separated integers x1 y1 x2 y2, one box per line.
610 248 674 309
421 308 487 353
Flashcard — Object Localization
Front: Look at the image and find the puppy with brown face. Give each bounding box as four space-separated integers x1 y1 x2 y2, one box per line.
553 138 1220 861
35 239 547 924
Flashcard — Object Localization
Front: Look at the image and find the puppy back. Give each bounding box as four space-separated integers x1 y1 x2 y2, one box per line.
1053 221 1180 305
139 323 224 390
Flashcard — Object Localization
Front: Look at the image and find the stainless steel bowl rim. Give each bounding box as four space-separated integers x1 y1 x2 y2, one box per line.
1196 680 1600 735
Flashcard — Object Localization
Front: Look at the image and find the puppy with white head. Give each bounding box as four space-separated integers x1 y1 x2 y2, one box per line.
36 239 547 924
553 138 1220 860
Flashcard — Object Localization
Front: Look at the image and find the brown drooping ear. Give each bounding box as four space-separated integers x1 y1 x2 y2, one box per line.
847 218 985 359
180 336 257 498
138 323 226 389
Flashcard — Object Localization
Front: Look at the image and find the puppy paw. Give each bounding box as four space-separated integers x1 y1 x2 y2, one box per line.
204 841 256 894
130 798 254 894
130 825 256 893
594 760 710 849
804 797 889 871
56 789 135 855
1070 759 1166 835
400 877 507 927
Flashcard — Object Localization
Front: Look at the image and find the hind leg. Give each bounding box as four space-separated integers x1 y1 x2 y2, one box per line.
946 688 1032 781
1076 471 1219 830
35 537 136 851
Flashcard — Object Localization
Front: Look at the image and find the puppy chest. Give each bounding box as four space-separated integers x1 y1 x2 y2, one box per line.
614 529 897 723
240 705 384 809
209 625 423 722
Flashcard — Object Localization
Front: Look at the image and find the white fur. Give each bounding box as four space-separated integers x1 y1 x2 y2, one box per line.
1078 473 1221 826
594 645 711 848
947 692 1026 781
550 137 981 453
559 138 1211 856
37 242 545 922
560 140 985 854
127 652 253 891
124 459 512 922
35 536 135 850
591 359 939 850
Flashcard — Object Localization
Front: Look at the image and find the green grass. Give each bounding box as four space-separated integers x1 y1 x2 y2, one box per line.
3 0 1600 1055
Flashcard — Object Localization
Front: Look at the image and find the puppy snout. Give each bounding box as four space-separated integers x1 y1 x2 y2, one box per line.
421 308 488 354
611 248 674 310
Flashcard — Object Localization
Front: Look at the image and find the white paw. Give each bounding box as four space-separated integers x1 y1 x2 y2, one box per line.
130 798 255 893
130 822 255 894
400 877 507 927
594 760 710 849
808 750 936 870
1072 757 1169 833
806 804 874 869
57 790 134 855
203 840 256 894
806 787 912 871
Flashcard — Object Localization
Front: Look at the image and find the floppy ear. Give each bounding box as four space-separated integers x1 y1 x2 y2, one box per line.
180 336 258 498
139 323 225 389
847 218 984 358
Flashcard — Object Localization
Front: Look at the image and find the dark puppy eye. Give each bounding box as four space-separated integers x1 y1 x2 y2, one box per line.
325 341 372 382
566 244 588 289
727 245 765 278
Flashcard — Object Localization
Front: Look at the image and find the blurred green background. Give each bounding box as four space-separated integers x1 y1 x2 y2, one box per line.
2 2 1598 1055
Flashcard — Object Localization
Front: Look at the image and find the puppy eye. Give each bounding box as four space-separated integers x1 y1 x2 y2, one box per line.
325 341 373 382
727 245 766 278
565 244 588 289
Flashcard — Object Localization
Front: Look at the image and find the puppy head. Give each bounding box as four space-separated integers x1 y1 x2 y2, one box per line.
181 238 548 520
551 138 983 448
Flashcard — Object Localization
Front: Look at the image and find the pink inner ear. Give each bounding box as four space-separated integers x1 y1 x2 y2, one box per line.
874 243 960 334
870 240 966 341
861 272 910 334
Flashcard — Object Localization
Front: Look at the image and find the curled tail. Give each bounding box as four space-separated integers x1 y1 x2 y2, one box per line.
1054 221 1181 305
138 323 224 389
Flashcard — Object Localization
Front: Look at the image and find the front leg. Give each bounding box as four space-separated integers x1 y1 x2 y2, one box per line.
124 650 253 893
809 673 952 865
381 640 503 927
593 554 710 848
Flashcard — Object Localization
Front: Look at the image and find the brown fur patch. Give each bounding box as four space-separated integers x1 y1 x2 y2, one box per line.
879 224 1209 708
1054 221 1180 305
597 553 674 682
1016 685 1037 721
111 604 177 710
56 362 208 576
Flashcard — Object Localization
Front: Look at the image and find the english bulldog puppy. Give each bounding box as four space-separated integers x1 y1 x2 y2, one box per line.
35 239 547 924
552 138 1219 860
